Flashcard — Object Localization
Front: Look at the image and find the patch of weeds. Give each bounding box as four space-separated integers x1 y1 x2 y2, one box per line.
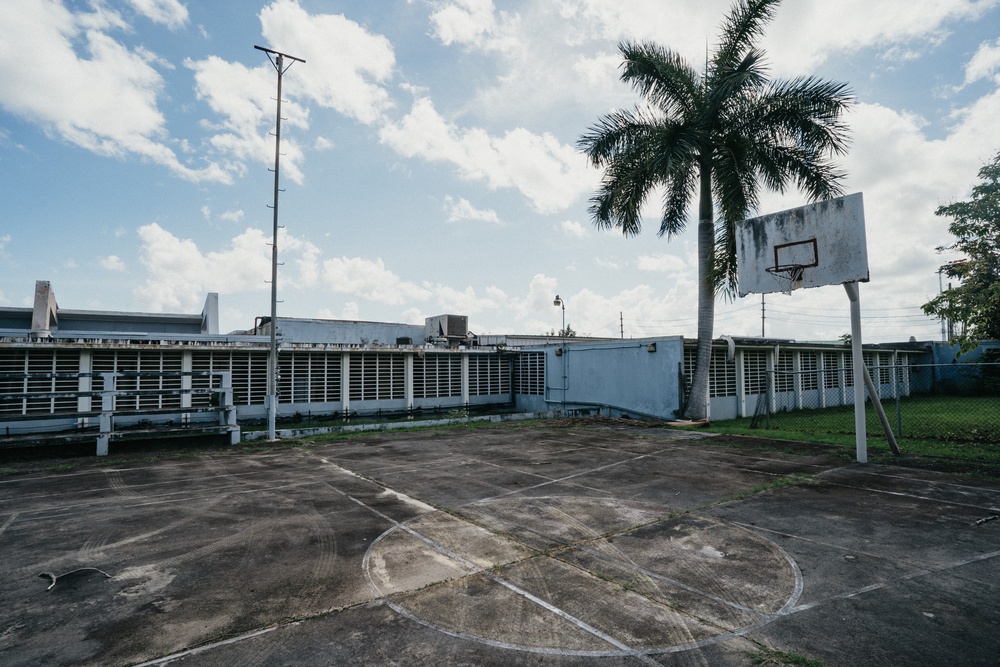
746 647 825 667
709 474 814 507
589 569 614 583
0 463 77 476
534 543 570 559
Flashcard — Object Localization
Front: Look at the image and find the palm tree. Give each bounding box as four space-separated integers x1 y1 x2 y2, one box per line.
579 0 852 420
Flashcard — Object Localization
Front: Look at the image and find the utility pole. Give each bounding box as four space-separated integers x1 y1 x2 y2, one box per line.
620 312 624 339
761 294 765 338
256 45 305 441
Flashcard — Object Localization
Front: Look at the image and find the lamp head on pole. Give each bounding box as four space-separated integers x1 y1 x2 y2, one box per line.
553 295 562 307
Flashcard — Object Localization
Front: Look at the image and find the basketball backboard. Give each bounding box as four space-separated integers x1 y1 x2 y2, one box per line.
735 192 869 297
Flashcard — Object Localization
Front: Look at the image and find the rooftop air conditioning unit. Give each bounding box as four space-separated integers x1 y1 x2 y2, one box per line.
424 315 468 342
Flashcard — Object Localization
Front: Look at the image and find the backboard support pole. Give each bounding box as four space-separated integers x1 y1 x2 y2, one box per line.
844 282 867 463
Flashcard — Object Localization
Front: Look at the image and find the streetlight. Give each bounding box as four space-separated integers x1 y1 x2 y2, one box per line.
256 44 305 441
553 295 566 408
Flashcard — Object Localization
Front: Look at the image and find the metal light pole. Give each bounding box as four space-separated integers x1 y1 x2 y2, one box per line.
256 45 305 441
553 295 566 408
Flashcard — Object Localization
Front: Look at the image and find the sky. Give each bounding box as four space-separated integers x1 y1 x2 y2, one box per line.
2 0 999 343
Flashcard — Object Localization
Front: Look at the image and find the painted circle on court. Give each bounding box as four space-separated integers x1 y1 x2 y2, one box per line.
363 496 801 656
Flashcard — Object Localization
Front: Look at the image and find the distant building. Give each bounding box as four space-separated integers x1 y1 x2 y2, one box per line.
1 280 942 452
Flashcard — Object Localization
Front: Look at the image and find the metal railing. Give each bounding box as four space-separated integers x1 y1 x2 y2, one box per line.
0 371 240 455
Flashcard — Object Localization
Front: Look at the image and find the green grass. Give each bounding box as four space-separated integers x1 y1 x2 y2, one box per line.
711 474 815 505
746 647 826 667
5 401 1000 479
705 394 1000 475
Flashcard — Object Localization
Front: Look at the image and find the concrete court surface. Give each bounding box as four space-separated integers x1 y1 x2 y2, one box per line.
1 422 999 667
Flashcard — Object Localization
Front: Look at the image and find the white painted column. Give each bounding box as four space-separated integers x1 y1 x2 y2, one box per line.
78 350 92 414
181 351 192 422
793 351 803 410
461 353 470 407
404 353 414 414
735 349 746 417
341 352 351 417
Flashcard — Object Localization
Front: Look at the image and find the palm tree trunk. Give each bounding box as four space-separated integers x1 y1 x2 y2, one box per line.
685 165 714 420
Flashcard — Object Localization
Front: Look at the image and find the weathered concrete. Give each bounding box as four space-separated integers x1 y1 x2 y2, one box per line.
0 424 998 666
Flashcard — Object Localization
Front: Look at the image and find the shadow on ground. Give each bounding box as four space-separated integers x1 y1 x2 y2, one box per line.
1 420 998 666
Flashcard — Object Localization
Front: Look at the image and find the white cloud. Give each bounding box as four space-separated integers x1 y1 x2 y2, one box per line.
180 1 396 186
0 234 10 253
401 307 426 325
321 256 432 305
259 0 395 125
559 220 589 237
379 97 595 213
507 278 700 339
962 38 1000 86
765 0 999 74
220 209 245 223
284 232 321 288
636 253 685 273
200 205 212 221
557 0 998 75
134 223 319 311
572 51 622 88
0 2 227 183
186 55 308 184
124 0 188 29
449 0 999 131
100 255 126 271
433 285 503 314
525 273 559 311
444 195 500 224
430 0 497 46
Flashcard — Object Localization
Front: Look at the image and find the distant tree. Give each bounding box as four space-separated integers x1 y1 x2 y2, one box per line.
578 0 852 420
922 151 1000 354
546 324 578 337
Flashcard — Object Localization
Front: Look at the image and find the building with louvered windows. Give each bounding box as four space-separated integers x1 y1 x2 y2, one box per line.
2 280 935 454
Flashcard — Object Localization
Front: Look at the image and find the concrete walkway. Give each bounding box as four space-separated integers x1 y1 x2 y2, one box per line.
1 424 998 666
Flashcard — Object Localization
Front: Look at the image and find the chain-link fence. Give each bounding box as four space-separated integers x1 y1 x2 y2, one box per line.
746 362 1000 446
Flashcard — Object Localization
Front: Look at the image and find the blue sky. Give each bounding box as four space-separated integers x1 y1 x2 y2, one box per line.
2 0 999 342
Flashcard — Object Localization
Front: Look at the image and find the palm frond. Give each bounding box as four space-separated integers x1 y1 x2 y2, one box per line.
757 143 847 202
578 106 660 167
742 77 854 153
711 0 780 75
659 156 699 238
619 41 700 118
711 215 741 298
588 139 661 236
588 122 702 237
705 46 770 124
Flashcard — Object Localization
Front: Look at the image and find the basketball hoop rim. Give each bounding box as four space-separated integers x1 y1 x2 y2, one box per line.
765 263 808 276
